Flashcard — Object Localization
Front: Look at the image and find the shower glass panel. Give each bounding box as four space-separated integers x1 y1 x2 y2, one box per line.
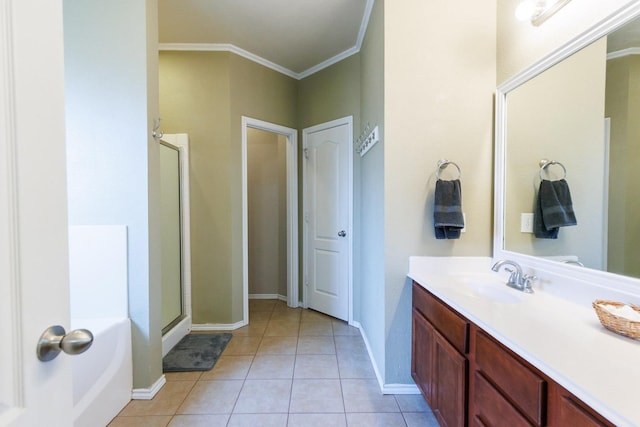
160 142 183 334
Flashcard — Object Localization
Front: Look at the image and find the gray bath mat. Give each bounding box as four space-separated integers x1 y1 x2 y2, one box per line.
162 333 232 372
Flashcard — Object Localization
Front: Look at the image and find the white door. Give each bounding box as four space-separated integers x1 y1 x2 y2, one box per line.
1 1 74 425
303 118 352 321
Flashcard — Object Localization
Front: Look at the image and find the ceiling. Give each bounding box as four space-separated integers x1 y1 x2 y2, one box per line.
158 0 373 79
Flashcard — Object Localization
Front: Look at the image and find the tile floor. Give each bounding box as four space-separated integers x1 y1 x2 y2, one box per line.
109 299 439 427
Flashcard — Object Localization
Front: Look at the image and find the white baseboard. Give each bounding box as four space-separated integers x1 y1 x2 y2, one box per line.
351 321 420 395
249 293 287 301
383 383 420 394
132 375 166 400
191 321 246 331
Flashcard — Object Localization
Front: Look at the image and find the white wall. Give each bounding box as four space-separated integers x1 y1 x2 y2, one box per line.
64 0 162 389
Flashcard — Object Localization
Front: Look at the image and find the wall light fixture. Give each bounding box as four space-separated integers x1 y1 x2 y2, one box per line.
515 0 571 26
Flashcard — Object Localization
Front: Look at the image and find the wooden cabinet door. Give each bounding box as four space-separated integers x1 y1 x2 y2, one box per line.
433 328 467 427
412 308 434 406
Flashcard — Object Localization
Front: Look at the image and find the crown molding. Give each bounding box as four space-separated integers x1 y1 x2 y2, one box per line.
158 0 375 80
607 47 640 60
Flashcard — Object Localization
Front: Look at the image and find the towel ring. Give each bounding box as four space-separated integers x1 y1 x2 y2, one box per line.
436 159 461 180
539 159 567 180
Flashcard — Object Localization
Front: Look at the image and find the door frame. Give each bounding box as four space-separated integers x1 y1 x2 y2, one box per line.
242 117 299 323
302 116 354 324
159 134 192 357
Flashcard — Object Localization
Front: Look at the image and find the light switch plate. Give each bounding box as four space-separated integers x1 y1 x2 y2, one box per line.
521 213 534 233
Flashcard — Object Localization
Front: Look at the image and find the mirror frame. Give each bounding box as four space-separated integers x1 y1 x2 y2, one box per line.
494 1 640 295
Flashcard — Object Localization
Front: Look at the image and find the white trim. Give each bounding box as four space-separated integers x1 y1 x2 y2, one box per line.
351 321 384 392
382 384 420 395
159 134 193 356
191 321 246 331
494 2 640 295
159 43 299 79
302 116 354 324
242 117 299 325
607 47 640 60
131 375 166 400
249 293 288 302
158 0 375 80
161 316 191 358
0 0 24 417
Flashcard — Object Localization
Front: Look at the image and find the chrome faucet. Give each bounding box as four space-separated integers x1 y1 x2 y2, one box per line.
491 260 535 293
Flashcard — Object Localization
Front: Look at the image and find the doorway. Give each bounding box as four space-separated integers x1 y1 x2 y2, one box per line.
302 116 353 322
241 117 298 324
159 134 192 356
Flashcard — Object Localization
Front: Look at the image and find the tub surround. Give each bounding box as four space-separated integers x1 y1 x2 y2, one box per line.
408 256 640 427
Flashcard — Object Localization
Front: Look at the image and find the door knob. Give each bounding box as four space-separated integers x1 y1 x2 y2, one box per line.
338 230 346 237
36 325 94 362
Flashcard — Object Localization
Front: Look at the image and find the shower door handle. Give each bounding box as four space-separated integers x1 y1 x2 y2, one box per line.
36 325 94 362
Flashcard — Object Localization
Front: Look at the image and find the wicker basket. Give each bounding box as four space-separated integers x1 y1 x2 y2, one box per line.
592 300 640 339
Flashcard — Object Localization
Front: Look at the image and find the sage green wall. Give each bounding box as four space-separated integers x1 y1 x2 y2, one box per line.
605 54 640 277
384 0 496 384
159 51 296 324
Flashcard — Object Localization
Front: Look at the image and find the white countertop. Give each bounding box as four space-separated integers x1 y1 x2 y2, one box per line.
408 256 640 427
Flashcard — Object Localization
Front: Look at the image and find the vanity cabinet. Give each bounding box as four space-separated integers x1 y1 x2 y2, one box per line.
412 284 469 427
411 281 615 427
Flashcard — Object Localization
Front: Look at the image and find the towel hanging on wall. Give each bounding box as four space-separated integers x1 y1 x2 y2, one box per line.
534 178 577 239
434 179 464 239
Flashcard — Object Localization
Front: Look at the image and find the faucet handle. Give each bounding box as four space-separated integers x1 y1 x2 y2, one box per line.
522 274 536 293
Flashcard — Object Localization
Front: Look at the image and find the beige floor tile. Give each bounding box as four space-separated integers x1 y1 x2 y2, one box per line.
258 336 298 354
296 336 335 355
332 321 360 336
394 394 430 413
247 354 295 379
270 308 302 322
300 309 333 323
345 412 407 426
164 371 203 382
402 411 440 427
249 299 277 312
108 415 172 427
334 335 368 355
249 311 273 322
223 336 262 355
289 379 344 413
298 321 333 336
200 356 253 380
271 300 293 311
265 320 300 336
228 413 289 427
167 414 229 426
287 413 347 427
231 321 268 336
118 381 196 416
294 355 339 379
341 379 400 413
337 353 377 379
176 380 243 414
233 379 292 413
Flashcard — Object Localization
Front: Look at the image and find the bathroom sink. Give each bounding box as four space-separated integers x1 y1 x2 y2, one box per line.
449 275 525 304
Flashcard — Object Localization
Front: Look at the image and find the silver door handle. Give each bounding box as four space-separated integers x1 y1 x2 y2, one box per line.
338 230 346 237
36 325 94 362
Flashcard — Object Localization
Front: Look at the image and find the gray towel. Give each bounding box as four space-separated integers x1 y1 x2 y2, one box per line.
434 179 464 239
534 179 577 239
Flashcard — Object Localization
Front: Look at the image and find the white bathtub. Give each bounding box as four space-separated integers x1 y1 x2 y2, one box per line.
71 317 132 427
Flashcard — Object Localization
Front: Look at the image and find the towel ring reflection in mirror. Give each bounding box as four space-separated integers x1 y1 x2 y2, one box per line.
436 159 462 180
539 159 567 181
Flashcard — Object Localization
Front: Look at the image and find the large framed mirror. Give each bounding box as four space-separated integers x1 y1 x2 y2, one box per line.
494 2 640 291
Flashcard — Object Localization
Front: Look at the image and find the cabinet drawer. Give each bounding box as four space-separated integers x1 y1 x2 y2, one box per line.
554 391 614 427
474 330 546 426
412 282 469 354
473 371 533 427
